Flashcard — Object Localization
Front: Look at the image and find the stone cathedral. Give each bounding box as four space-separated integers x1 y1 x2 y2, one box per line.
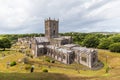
19 18 98 68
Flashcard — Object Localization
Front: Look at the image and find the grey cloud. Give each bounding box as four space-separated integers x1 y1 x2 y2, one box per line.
0 0 120 34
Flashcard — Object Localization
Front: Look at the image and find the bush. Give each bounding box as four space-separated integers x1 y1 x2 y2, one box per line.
109 43 120 52
30 55 33 58
25 65 31 70
45 59 50 62
106 67 110 73
43 69 48 72
51 60 55 63
10 61 16 66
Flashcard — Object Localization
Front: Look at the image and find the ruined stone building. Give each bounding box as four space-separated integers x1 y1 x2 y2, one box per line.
19 18 98 68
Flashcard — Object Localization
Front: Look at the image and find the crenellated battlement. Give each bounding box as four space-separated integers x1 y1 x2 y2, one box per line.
45 17 59 22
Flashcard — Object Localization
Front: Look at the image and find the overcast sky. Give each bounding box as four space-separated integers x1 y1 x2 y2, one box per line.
0 0 120 34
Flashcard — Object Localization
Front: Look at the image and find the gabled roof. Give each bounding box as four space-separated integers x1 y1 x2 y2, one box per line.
35 37 49 43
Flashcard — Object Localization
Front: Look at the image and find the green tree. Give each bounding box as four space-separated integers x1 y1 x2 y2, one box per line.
82 35 99 48
0 38 12 51
109 43 120 52
73 33 87 45
98 38 113 49
109 35 120 43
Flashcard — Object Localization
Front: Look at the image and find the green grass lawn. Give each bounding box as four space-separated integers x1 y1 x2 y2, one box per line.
0 50 16 57
0 72 96 80
0 49 120 80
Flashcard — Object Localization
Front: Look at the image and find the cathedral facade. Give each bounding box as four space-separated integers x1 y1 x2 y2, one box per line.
27 18 98 68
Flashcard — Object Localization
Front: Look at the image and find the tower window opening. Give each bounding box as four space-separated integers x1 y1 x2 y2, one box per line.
53 30 55 35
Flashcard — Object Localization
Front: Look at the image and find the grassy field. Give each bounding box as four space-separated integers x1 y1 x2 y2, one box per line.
0 49 120 80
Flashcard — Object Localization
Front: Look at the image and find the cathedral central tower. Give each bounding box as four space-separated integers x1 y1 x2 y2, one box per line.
45 17 59 39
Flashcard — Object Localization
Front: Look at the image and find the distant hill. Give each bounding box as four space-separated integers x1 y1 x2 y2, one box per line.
90 32 120 35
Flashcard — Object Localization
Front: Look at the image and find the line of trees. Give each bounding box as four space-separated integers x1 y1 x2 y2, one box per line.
0 33 44 51
60 32 120 53
0 33 120 52
0 33 44 42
